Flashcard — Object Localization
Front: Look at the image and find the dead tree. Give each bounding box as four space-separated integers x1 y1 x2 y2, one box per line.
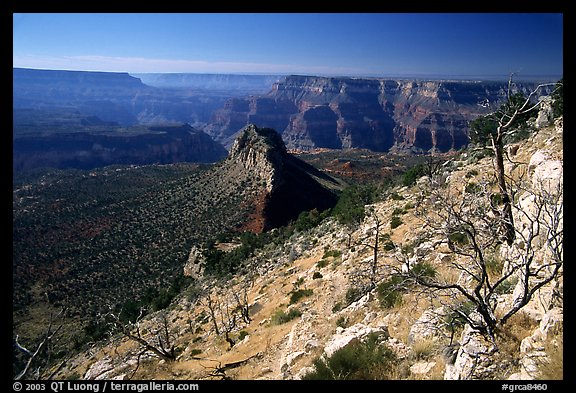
218 299 238 349
200 283 253 349
14 308 67 380
402 166 562 342
470 76 560 245
107 307 176 362
356 206 384 290
202 294 220 336
233 286 252 325
201 355 258 380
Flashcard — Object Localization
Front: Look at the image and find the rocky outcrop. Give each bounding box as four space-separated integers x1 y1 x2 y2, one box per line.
207 75 552 152
217 124 341 231
444 318 498 380
183 245 205 279
323 323 390 358
508 308 563 380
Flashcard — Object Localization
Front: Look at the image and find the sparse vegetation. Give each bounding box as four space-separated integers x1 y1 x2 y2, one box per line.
289 289 314 305
402 164 427 187
271 308 302 325
376 275 405 309
331 184 379 225
550 78 563 118
12 91 563 380
411 338 437 360
390 215 403 229
302 332 397 380
539 326 563 380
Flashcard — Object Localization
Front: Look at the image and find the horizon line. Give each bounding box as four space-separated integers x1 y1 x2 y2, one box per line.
13 67 563 83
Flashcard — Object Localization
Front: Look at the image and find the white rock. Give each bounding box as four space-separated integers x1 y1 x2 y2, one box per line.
285 351 305 366
324 323 389 357
410 361 436 374
532 159 562 193
304 339 320 351
528 151 549 174
295 366 315 380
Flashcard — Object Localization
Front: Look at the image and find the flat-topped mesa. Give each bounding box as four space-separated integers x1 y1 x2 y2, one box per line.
13 67 146 90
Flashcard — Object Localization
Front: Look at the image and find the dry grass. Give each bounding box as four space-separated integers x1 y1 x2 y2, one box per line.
411 338 438 361
497 312 539 354
538 327 563 380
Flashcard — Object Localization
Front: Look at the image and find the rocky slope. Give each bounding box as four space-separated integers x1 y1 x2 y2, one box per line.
12 125 342 352
199 124 342 232
207 75 553 152
52 112 562 381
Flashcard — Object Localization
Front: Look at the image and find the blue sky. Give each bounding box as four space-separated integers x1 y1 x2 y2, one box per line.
13 13 563 79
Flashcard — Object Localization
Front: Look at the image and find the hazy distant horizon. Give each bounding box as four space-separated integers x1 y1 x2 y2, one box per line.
12 66 563 84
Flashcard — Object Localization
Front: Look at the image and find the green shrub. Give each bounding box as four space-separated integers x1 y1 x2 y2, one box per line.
345 286 366 305
316 259 329 268
390 215 403 229
486 254 504 276
445 300 476 333
390 192 404 201
383 241 396 251
323 249 342 259
377 275 405 309
464 182 482 194
312 271 323 280
289 288 313 304
302 332 396 380
336 316 348 328
448 231 468 246
411 262 437 279
332 185 378 225
271 308 302 325
465 169 479 178
380 233 395 251
238 330 249 341
402 164 427 187
494 277 517 295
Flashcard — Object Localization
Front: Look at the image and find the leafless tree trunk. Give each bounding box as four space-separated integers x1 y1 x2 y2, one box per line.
200 282 253 348
488 77 559 245
356 207 383 290
233 286 252 325
218 298 238 349
14 308 67 380
203 294 220 336
106 308 176 362
402 163 562 342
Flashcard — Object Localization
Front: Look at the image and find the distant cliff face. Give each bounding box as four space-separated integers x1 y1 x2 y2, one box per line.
207 76 549 152
13 124 228 172
13 68 150 125
12 68 250 126
132 72 282 92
